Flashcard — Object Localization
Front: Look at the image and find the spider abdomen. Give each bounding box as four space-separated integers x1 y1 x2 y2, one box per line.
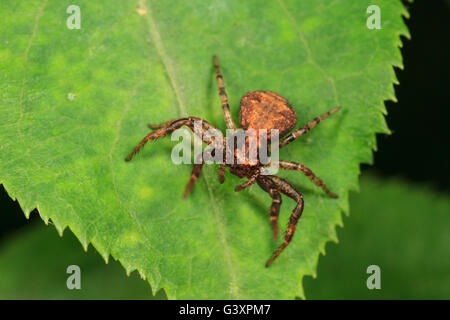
239 90 297 139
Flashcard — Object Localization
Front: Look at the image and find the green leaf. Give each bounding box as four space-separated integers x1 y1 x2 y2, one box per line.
304 176 450 299
0 0 409 299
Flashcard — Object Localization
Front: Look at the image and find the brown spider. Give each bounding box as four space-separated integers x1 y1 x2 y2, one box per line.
125 56 341 267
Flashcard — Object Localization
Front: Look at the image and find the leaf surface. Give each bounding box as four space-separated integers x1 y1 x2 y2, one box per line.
0 0 409 298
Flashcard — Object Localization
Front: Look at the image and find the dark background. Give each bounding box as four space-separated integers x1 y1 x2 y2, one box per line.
365 0 450 191
1 1 449 248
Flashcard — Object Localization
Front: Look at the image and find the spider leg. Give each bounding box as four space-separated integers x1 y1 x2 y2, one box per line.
214 55 237 129
234 172 259 192
147 119 177 129
219 164 226 184
263 175 304 267
183 153 203 199
268 189 282 240
126 117 226 197
267 160 337 198
280 107 341 148
125 117 221 161
185 139 227 198
257 177 282 240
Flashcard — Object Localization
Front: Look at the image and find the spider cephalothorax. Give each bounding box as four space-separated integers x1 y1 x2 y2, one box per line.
125 56 341 267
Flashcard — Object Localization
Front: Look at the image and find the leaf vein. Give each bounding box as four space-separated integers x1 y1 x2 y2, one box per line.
277 0 340 106
139 0 187 116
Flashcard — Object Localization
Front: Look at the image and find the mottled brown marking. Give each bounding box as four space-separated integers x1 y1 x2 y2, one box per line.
239 90 297 139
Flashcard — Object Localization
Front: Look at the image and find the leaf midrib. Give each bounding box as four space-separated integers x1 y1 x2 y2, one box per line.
277 0 340 106
139 0 241 299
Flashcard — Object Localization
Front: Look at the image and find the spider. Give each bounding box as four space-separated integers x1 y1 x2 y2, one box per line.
125 56 341 267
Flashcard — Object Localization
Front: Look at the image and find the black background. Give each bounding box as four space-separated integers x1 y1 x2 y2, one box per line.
364 0 450 191
1 1 449 251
